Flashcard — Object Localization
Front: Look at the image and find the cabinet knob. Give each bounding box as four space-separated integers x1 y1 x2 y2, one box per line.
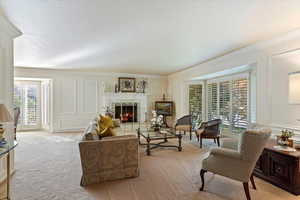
276 166 282 173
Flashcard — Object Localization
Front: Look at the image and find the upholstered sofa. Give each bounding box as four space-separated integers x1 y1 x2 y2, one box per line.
79 118 139 186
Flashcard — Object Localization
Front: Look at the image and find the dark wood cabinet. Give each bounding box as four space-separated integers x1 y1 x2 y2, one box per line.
254 140 300 195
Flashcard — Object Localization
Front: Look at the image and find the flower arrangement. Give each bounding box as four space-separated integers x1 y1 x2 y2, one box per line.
150 110 163 130
280 129 294 140
103 106 114 118
277 129 294 147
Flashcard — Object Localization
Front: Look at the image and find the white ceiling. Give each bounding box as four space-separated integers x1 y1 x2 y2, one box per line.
2 0 300 75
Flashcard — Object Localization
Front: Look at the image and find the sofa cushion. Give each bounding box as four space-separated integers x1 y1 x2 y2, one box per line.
83 121 98 140
112 119 121 127
96 115 116 137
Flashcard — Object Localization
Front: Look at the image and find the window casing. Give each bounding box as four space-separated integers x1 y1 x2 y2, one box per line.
206 73 250 133
14 81 42 130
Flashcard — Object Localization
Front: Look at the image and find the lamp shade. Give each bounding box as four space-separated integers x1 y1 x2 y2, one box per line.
0 104 13 123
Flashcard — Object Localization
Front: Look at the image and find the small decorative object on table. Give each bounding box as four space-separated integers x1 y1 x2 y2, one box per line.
104 106 114 118
277 129 294 147
150 110 163 131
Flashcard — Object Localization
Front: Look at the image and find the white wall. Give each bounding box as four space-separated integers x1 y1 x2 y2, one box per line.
15 67 168 132
0 12 21 182
168 29 300 131
269 57 300 128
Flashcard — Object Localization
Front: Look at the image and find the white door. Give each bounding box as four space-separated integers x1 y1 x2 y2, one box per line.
14 81 42 130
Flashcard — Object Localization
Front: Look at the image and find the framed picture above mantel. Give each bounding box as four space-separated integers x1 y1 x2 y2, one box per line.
118 77 136 93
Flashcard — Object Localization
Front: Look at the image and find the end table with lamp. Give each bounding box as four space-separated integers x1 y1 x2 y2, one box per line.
0 104 18 200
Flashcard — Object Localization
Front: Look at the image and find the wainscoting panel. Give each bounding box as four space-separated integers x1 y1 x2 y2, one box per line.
54 78 103 132
59 79 77 114
83 80 98 113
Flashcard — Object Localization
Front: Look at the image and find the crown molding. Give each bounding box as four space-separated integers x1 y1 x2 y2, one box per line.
14 66 167 79
0 14 22 39
169 27 300 77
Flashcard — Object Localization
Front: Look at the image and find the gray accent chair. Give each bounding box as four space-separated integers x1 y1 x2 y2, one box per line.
174 115 193 140
200 128 271 200
196 119 222 148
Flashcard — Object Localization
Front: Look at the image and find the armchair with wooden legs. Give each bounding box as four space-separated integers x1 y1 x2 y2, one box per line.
199 128 271 200
174 115 193 140
196 119 222 148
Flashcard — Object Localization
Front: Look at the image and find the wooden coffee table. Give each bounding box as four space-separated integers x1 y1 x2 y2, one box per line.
137 127 182 155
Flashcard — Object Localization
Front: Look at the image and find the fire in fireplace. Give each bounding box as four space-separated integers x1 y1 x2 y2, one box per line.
115 103 138 123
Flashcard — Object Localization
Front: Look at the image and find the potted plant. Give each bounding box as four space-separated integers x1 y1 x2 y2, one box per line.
277 129 294 147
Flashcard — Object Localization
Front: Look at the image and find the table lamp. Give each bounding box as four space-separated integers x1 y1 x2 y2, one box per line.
0 104 13 142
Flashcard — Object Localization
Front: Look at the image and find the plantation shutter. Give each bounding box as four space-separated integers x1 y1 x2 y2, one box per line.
189 84 203 119
219 81 231 125
207 83 218 120
14 81 41 130
231 79 248 129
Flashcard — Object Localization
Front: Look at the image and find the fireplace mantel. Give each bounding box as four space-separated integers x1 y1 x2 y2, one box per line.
104 92 148 122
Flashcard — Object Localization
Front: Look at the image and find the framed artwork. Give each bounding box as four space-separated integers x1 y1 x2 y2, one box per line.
136 80 147 93
118 77 136 92
155 101 174 116
289 72 300 104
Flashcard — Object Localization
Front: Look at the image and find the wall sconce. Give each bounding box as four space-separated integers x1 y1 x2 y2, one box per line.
289 71 300 104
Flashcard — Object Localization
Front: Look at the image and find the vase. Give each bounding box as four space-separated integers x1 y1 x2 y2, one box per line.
154 127 160 131
277 136 293 147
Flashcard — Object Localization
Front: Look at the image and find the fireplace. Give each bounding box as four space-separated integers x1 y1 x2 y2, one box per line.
115 103 138 123
104 93 147 123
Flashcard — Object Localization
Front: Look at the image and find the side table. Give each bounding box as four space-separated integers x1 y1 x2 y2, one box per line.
0 141 18 200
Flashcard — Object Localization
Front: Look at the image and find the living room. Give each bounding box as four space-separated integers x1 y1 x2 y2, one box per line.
1 1 300 200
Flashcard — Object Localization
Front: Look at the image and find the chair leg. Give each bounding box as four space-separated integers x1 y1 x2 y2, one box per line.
213 138 216 143
216 137 220 147
189 131 192 140
243 182 251 200
199 169 207 191
250 175 257 190
80 176 84 187
196 132 199 142
200 137 203 148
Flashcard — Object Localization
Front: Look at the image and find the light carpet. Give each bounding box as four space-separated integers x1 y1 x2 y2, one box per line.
9 131 299 200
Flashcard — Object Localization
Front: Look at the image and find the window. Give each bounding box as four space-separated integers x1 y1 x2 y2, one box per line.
219 81 231 125
189 84 203 130
206 75 249 134
207 83 218 120
14 81 41 130
189 84 203 117
231 79 248 131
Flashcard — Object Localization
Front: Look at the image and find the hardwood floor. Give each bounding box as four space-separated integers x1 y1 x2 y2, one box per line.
6 131 300 200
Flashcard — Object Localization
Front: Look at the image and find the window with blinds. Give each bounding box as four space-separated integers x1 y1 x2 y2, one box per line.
189 84 202 117
14 81 41 130
219 81 231 125
231 79 248 130
189 84 203 129
207 83 218 120
206 76 249 134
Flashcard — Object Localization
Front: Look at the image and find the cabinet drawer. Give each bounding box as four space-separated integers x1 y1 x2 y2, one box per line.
255 151 268 174
269 151 295 185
